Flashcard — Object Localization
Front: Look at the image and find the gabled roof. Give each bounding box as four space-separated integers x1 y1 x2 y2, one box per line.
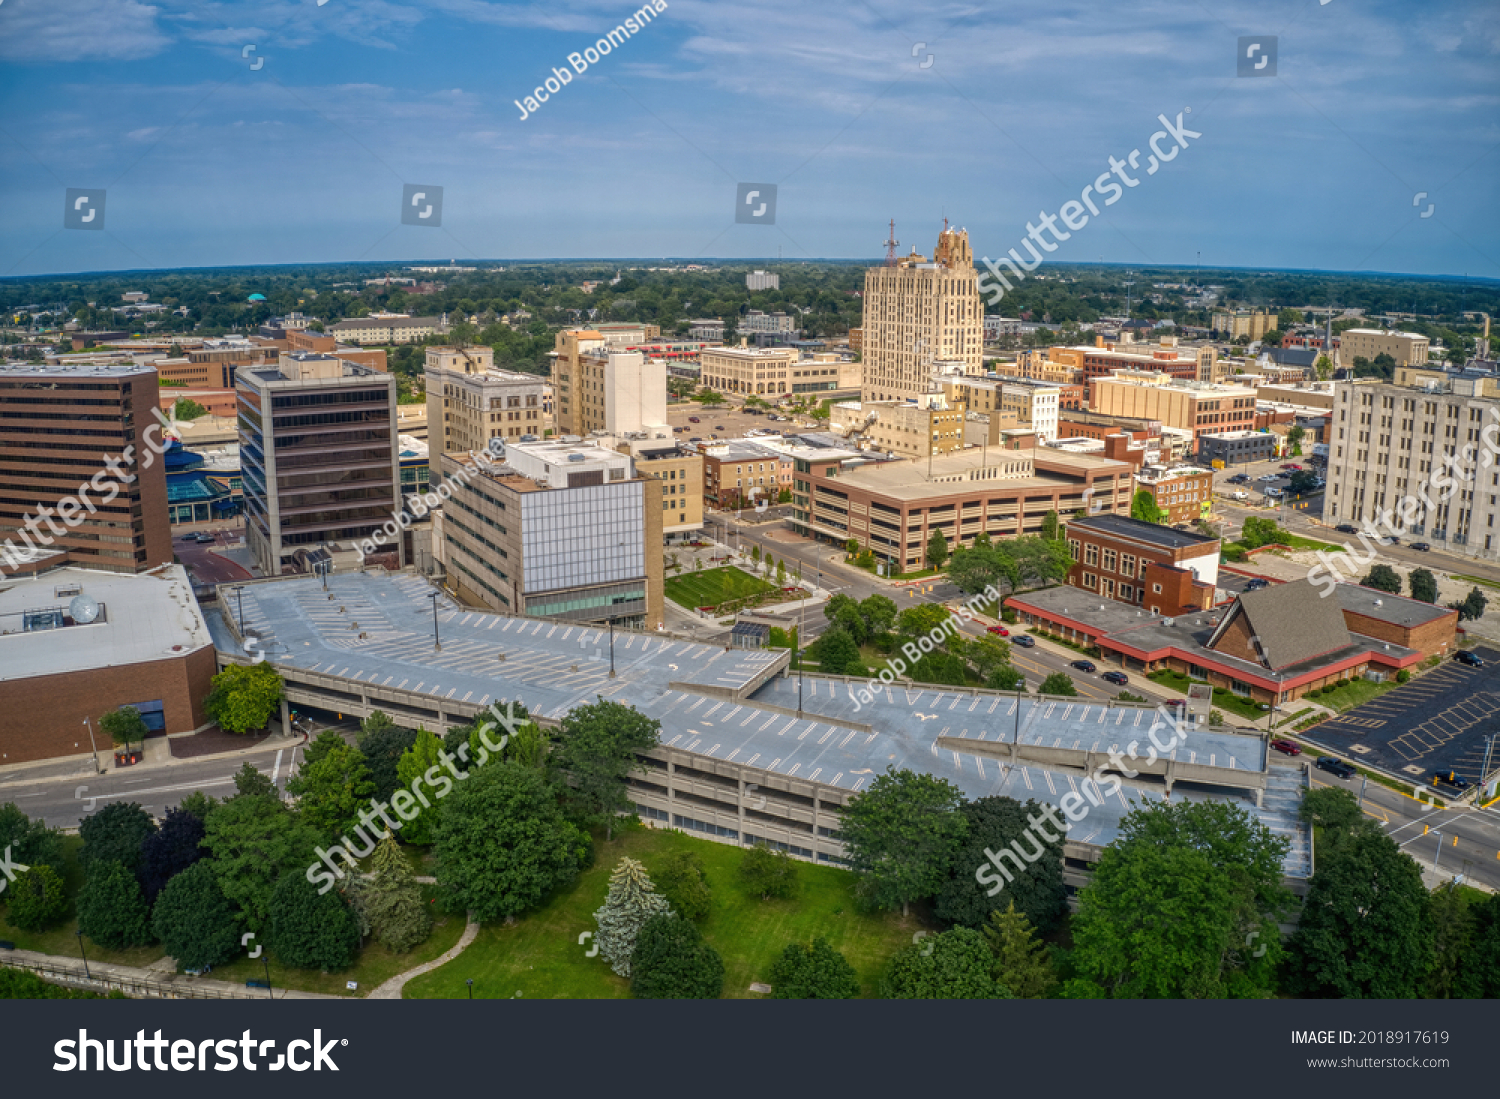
1205 578 1351 671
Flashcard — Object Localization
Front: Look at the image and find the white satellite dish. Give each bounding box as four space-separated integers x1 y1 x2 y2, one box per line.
69 594 101 624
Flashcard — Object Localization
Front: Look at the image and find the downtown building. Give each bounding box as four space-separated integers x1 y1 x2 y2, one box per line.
550 326 669 437
1325 370 1500 558
238 353 403 574
0 361 172 576
860 226 985 403
423 345 547 463
439 439 665 627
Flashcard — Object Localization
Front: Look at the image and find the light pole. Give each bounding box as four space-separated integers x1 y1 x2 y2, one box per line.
229 585 245 637
75 930 91 980
82 717 103 775
466 979 474 1000
1433 830 1444 872
608 616 616 678
262 954 273 1000
427 591 442 651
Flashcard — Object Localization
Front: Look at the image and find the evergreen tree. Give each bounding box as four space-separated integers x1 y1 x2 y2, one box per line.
267 869 361 971
230 761 277 799
927 528 949 569
983 902 1056 998
77 861 154 950
594 857 674 977
768 938 860 999
364 832 432 953
152 862 242 972
630 914 724 999
393 729 445 844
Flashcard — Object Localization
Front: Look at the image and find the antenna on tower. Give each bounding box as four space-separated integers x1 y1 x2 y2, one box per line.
883 219 900 266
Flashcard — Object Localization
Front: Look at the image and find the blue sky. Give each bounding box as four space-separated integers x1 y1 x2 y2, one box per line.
1 0 1496 278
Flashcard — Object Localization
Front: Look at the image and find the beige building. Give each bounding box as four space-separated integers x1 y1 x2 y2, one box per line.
440 440 664 627
699 344 797 397
1326 373 1500 558
940 374 1062 442
860 226 985 403
598 434 705 540
424 346 546 462
791 353 860 394
328 314 443 345
550 327 669 438
1211 309 1276 342
1340 328 1431 368
1090 373 1258 443
862 395 967 459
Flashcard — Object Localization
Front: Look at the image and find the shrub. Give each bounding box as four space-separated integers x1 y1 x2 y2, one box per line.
630 914 724 999
1396 669 1411 684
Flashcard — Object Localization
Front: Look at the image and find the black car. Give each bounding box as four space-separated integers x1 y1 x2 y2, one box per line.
1244 578 1270 590
1071 659 1097 673
1454 650 1484 667
1316 757 1357 779
1334 524 1359 534
1101 670 1129 686
1411 542 1431 551
1012 635 1035 648
1432 770 1471 790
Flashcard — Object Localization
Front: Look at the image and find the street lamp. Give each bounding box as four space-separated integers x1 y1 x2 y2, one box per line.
262 954 273 1000
229 585 245 637
607 616 616 678
1432 830 1445 872
82 717 103 775
466 979 474 1000
426 591 442 651
75 930 91 980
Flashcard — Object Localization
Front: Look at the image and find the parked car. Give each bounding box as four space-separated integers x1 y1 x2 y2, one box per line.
986 625 1010 636
1012 635 1035 648
1432 770 1471 790
194 532 215 544
689 416 701 423
1070 659 1097 673
716 425 726 431
1245 578 1270 590
1264 487 1284 498
1163 698 1186 709
1454 650 1484 667
689 436 702 442
1101 670 1129 686
1411 541 1431 551
1227 473 1250 484
1316 757 1357 779
1270 738 1302 756
1230 491 1249 501
1334 524 1359 534
1257 473 1280 482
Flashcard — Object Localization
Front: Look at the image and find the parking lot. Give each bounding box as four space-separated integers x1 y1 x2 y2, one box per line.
665 400 812 443
1302 645 1500 789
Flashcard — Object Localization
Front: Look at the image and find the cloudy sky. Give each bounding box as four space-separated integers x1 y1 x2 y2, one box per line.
1 0 1496 278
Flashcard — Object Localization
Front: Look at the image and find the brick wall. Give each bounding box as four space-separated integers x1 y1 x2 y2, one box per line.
0 646 216 765
1343 607 1457 657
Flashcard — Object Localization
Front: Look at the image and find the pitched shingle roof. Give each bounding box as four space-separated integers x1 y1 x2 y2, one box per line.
1206 577 1351 671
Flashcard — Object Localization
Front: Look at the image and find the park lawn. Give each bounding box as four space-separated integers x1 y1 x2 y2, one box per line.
1304 677 1394 713
402 825 925 1000
664 565 774 610
207 883 467 997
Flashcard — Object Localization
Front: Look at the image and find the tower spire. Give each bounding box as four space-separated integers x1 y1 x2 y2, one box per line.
883 218 899 266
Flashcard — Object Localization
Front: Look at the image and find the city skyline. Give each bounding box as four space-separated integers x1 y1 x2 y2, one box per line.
1 0 1496 279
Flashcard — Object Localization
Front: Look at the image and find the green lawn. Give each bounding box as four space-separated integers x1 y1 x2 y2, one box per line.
1302 677 1394 713
1453 574 1500 592
664 565 775 609
402 825 924 999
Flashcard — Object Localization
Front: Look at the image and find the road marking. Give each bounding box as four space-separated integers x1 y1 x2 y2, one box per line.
270 749 284 785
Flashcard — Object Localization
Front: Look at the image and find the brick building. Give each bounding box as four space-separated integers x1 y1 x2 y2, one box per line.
1063 514 1220 614
1133 465 1214 524
0 565 215 764
700 440 793 509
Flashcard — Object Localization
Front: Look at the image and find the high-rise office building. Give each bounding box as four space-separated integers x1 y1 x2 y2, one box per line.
747 270 780 291
238 352 402 574
860 225 984 403
0 362 172 576
423 345 546 463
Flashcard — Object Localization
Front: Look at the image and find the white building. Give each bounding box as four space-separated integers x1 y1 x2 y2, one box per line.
746 270 780 291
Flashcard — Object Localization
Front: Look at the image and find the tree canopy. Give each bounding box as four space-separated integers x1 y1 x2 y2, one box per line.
203 661 284 734
839 767 967 916
768 938 860 999
935 797 1068 932
630 913 724 999
151 862 243 972
551 699 660 841
881 927 1012 999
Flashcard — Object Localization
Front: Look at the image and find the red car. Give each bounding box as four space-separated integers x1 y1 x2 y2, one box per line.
1280 463 1301 470
1270 738 1302 756
987 625 1010 636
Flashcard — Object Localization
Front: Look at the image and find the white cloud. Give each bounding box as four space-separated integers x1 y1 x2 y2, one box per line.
0 0 170 62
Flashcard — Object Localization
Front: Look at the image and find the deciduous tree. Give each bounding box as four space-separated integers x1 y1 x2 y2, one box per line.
268 868 361 971
4 865 68 931
138 807 206 905
229 761 276 799
630 913 724 999
839 767 967 917
1361 563 1403 594
79 801 156 874
881 927 1011 999
0 802 64 876
151 862 241 972
926 528 949 569
551 700 660 841
77 861 153 949
201 795 324 930
768 938 860 999
935 797 1067 932
1408 568 1439 605
738 843 798 901
286 740 376 839
654 851 711 922
393 729 446 845
99 705 148 756
203 662 284 734
1038 672 1077 697
433 762 589 923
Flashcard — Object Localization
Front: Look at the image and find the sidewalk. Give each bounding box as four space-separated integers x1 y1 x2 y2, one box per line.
1 949 338 1000
0 728 303 793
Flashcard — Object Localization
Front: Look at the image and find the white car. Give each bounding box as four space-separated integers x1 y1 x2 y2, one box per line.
1230 490 1249 501
1264 487 1284 498
1257 473 1280 482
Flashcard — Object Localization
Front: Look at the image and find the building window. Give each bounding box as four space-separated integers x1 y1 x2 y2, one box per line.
1152 583 1162 594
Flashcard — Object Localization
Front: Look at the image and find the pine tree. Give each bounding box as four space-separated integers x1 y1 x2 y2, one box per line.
983 901 1057 998
593 857 674 977
364 832 432 953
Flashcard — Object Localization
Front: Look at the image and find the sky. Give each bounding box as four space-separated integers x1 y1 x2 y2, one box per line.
0 0 1497 279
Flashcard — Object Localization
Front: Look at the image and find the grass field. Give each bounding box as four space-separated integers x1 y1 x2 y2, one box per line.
402 825 925 999
664 565 775 609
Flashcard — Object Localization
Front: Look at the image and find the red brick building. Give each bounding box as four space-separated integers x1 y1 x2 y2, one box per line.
1064 514 1219 614
1134 465 1214 525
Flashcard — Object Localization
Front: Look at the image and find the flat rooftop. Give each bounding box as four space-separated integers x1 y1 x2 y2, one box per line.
1069 513 1218 550
0 361 157 380
205 572 1309 877
0 565 212 682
